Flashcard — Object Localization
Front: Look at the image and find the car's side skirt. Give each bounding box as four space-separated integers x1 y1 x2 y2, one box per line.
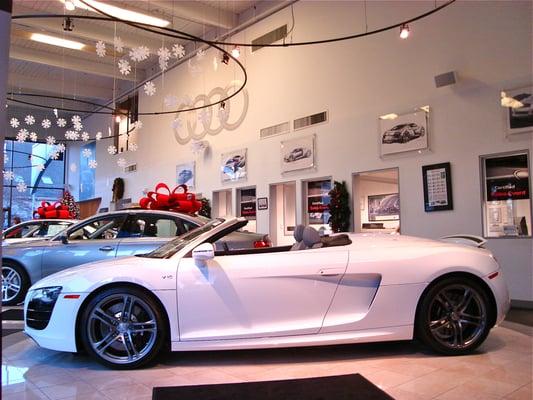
170 325 413 351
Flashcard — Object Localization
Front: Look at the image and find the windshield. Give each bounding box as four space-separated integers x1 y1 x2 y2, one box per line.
140 218 225 259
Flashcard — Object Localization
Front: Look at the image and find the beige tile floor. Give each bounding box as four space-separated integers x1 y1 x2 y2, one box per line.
2 323 531 400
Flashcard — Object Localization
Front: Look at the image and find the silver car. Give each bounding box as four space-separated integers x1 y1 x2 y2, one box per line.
2 219 77 246
1 209 270 305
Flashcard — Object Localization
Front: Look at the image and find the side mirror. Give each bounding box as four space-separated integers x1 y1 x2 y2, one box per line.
60 233 69 244
192 243 215 263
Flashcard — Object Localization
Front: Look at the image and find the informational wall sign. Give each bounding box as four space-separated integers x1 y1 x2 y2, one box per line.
422 162 453 212
485 154 529 201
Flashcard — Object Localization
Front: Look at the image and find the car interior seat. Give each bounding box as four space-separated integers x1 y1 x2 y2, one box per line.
144 223 158 237
290 224 306 250
302 226 323 249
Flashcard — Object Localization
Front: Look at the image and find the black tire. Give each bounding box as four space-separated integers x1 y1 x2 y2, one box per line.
2 261 30 306
79 286 167 369
416 277 492 355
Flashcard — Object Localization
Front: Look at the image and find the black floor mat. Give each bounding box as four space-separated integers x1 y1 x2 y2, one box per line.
152 373 394 400
1 309 24 321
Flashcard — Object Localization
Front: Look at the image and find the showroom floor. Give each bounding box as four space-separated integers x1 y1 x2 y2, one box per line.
2 306 531 400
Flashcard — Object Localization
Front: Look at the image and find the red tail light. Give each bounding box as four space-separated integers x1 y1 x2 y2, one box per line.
254 236 272 248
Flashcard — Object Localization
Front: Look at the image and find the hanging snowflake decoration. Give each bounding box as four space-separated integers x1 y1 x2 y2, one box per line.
88 159 98 169
171 117 182 130
129 142 138 152
159 58 168 71
172 43 185 59
198 108 211 125
96 40 106 57
107 145 117 155
29 132 38 142
143 81 156 96
196 48 206 60
16 181 27 193
164 94 178 108
118 59 131 75
57 118 67 127
65 130 79 140
117 158 126 168
81 132 90 141
114 36 124 53
3 170 15 181
71 115 81 125
35 163 46 172
129 46 150 62
9 118 20 128
53 108 58 118
82 148 92 158
157 46 171 71
134 120 143 130
24 115 35 125
73 121 83 132
56 143 66 153
50 151 60 160
46 136 56 146
16 129 29 142
41 119 51 129
95 132 103 141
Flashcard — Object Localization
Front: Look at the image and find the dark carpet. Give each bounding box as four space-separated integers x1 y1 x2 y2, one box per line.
1 309 24 321
505 308 533 327
152 373 394 400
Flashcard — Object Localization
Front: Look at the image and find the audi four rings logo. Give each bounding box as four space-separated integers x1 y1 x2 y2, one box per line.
173 82 249 145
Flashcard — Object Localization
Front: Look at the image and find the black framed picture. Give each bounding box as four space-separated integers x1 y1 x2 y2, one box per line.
257 197 268 210
422 162 453 212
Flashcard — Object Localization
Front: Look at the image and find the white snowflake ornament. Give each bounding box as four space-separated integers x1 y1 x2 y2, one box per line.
16 129 29 142
73 121 83 132
107 145 117 155
41 119 51 129
172 43 185 59
218 107 229 121
171 117 182 130
157 47 171 60
114 36 124 53
134 120 143 130
24 115 35 125
118 59 131 75
117 158 126 168
81 132 90 141
29 132 38 142
9 118 19 128
88 159 98 169
57 118 66 127
196 48 206 60
129 46 150 62
129 142 138 152
56 143 66 153
95 132 103 141
96 40 106 57
46 136 56 146
164 94 178 108
16 181 27 193
3 170 14 181
35 163 46 172
143 81 156 96
82 148 92 158
159 58 168 71
71 115 81 124
50 151 60 160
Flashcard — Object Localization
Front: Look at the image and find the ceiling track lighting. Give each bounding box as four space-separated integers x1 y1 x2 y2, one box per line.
221 53 230 65
62 17 74 31
399 23 410 39
231 46 240 58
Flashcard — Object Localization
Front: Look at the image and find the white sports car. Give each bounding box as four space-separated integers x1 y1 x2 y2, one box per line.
24 218 510 369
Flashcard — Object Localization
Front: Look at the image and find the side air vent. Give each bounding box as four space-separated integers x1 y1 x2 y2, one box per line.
260 121 290 139
124 163 137 173
293 111 328 131
252 25 288 52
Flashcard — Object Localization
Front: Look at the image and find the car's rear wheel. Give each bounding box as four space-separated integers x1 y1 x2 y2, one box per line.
2 262 29 306
416 277 492 355
80 286 166 369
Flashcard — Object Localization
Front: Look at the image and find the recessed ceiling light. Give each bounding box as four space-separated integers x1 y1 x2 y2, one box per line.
379 113 398 120
61 0 170 27
30 33 85 50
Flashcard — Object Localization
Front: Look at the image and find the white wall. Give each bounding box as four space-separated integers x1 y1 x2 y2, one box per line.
72 1 533 302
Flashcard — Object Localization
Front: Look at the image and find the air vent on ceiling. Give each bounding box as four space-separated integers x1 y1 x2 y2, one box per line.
124 163 137 173
252 25 288 52
293 111 328 131
260 121 290 139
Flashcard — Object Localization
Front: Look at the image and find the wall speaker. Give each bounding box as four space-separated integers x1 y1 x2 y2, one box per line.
434 71 457 88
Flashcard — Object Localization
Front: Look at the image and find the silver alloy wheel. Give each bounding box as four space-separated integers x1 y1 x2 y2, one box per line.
427 284 487 349
2 266 22 303
87 294 158 365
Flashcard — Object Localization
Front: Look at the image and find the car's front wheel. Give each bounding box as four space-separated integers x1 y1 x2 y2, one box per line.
80 286 166 369
416 277 492 355
2 262 29 306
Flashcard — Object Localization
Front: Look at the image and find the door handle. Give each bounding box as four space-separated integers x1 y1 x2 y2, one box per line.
99 246 114 252
318 268 344 277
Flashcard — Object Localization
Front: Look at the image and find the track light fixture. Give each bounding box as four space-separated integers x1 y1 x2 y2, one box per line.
231 46 240 58
62 16 74 31
399 24 410 39
221 53 230 65
220 101 226 110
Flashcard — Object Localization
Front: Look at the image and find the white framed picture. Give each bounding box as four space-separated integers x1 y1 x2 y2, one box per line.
503 86 533 136
379 107 429 156
281 134 315 173
221 148 247 182
176 161 195 190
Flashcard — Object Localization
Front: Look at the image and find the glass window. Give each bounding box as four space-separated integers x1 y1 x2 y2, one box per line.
481 151 531 238
119 215 182 238
237 187 256 232
69 216 126 240
304 179 332 234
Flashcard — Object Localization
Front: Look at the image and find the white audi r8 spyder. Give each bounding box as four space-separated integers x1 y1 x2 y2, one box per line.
24 218 510 369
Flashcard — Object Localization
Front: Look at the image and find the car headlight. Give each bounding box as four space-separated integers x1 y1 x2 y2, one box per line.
30 286 62 304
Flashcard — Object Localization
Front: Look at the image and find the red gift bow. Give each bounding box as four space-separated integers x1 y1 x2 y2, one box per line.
139 183 202 214
33 201 74 219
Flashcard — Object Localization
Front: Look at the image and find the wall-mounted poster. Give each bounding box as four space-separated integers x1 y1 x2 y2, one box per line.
504 86 533 135
484 154 529 201
221 148 247 182
306 179 331 225
379 106 429 156
281 135 315 173
368 193 400 221
422 162 453 212
176 161 195 190
257 197 268 210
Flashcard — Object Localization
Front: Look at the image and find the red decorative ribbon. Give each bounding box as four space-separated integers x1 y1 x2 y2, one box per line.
139 183 202 214
33 201 74 219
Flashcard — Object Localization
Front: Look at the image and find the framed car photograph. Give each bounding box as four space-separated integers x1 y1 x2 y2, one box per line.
176 161 195 190
503 85 533 136
280 134 315 173
379 106 429 157
422 162 453 212
221 148 247 182
368 193 400 221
